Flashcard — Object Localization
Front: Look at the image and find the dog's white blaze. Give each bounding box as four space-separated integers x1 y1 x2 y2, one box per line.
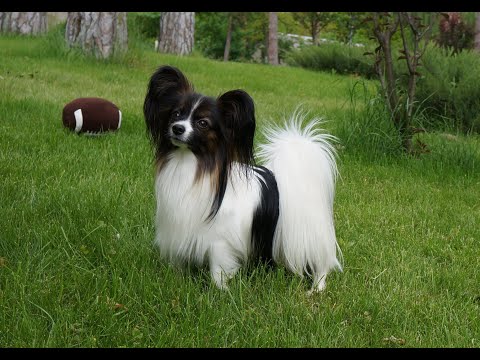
154 149 262 288
169 98 204 142
187 97 203 121
117 110 122 129
73 109 83 133
257 110 342 292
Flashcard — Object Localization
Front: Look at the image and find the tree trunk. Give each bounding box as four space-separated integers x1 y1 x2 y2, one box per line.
378 34 412 153
0 12 47 35
158 12 195 55
311 28 317 45
382 37 399 115
65 12 128 59
268 12 279 65
223 14 233 61
474 12 480 52
372 13 413 153
311 18 319 45
347 13 356 45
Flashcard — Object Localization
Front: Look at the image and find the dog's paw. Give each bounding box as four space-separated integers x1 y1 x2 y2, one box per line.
307 276 327 296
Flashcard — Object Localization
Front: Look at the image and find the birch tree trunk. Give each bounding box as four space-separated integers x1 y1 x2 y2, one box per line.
474 12 480 52
0 12 47 34
65 12 128 59
268 12 279 65
158 12 195 55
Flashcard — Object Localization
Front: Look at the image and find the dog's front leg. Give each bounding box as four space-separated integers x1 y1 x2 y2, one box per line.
209 241 241 290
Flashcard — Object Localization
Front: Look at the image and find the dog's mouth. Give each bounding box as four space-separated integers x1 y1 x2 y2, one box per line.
170 136 189 148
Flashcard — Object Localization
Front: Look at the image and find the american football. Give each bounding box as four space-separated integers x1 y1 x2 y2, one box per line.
62 97 122 135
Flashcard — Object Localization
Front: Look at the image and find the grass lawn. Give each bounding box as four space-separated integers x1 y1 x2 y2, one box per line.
0 34 479 348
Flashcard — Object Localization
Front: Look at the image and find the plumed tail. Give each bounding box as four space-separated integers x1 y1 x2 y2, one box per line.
257 110 343 288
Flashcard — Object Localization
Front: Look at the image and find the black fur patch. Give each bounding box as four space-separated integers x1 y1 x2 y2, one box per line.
217 90 256 172
251 166 279 264
144 65 193 163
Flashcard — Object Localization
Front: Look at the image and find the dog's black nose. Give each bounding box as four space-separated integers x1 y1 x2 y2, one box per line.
172 124 185 135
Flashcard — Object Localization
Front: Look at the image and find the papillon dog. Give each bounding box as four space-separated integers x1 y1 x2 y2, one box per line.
144 65 342 293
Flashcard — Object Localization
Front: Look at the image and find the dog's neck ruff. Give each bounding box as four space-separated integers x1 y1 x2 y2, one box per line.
154 149 216 265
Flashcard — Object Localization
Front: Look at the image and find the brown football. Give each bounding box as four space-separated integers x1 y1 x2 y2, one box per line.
62 97 122 135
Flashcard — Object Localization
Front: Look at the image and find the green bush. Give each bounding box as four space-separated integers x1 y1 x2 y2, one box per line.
195 13 267 62
195 13 232 60
416 44 480 133
128 12 161 40
287 41 480 134
335 80 404 160
38 21 68 58
285 42 376 78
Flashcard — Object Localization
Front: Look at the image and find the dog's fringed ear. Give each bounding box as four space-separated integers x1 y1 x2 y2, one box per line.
217 89 256 168
144 65 193 147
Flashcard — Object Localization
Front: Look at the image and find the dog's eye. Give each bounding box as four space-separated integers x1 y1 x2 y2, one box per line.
172 111 180 118
197 119 209 129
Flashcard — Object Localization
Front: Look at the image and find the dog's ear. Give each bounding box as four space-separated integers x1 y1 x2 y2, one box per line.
146 65 193 100
144 65 193 146
217 89 256 167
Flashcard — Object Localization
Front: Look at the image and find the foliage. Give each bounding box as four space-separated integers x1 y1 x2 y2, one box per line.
287 34 480 146
416 44 480 133
336 81 404 158
37 21 69 57
193 12 229 59
277 35 295 63
327 12 371 45
195 12 268 62
279 12 382 46
366 12 435 154
128 12 161 40
285 42 376 78
277 12 306 35
291 12 334 44
435 12 475 54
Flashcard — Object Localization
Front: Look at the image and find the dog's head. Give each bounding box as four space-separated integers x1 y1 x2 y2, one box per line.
144 65 256 168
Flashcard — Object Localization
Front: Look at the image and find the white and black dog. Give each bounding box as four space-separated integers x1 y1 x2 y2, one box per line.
144 65 342 293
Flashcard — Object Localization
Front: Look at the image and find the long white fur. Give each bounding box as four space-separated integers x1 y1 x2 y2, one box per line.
257 109 343 292
154 110 342 291
154 148 262 289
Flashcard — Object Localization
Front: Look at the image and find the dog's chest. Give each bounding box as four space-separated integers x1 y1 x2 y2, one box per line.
153 150 263 265
155 150 213 222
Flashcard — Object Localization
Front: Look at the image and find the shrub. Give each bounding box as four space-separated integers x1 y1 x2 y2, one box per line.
285 42 376 78
195 13 267 62
38 21 68 58
287 41 480 134
436 12 475 54
415 44 480 133
335 80 404 160
128 12 161 40
194 12 230 59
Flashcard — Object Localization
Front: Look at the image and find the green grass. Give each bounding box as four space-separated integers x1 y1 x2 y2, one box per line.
1 34 479 348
